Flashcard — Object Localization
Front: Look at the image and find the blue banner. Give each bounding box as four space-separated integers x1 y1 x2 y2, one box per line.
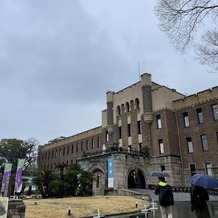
108 157 114 188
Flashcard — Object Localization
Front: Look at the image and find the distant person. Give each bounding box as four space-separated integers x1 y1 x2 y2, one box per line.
191 185 210 218
155 177 174 218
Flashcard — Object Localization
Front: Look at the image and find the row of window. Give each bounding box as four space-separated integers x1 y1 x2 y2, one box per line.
116 98 140 115
41 137 101 161
156 104 218 130
183 104 218 127
105 121 142 142
158 132 218 155
187 134 209 153
190 163 212 176
106 105 218 144
40 160 75 171
186 132 218 153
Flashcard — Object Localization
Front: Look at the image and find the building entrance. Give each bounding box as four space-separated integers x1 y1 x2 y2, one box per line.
128 169 145 189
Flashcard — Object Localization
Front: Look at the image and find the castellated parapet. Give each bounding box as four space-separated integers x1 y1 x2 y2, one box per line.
173 86 218 110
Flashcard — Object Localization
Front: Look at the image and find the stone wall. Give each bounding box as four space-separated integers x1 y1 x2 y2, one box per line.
7 199 25 218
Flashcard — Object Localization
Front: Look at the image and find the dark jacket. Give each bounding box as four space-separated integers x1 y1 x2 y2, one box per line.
191 186 210 218
155 181 174 207
191 185 209 208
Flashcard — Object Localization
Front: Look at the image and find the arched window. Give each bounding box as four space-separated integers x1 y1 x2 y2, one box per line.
126 102 130 112
130 100 134 111
135 98 140 110
117 106 121 115
121 104 125 114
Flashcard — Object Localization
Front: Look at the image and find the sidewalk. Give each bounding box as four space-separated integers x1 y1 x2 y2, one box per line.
132 189 218 202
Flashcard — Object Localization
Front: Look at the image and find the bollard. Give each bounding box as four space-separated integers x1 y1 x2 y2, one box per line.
135 200 138 208
68 206 71 215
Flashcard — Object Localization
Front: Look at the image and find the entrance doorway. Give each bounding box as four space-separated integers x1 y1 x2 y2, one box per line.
128 169 145 188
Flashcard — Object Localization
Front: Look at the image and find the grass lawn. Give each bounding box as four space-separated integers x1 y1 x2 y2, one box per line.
24 196 147 218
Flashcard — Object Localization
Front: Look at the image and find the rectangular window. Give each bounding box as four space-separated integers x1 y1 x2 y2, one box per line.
186 137 193 153
128 124 131 137
161 165 165 171
76 143 79 153
196 108 204 124
86 140 89 150
119 126 122 139
81 141 83 151
97 137 100 148
183 112 190 127
137 121 142 134
106 131 109 142
159 139 164 154
63 147 65 156
67 145 69 155
91 139 94 149
190 164 196 176
205 163 212 176
156 115 162 129
212 104 218 120
216 132 218 140
71 144 74 153
52 150 54 159
201 134 208 151
139 143 142 152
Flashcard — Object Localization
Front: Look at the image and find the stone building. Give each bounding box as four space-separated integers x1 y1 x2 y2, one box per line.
38 73 218 195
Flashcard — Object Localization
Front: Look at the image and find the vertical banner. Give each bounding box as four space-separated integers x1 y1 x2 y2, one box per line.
1 163 12 195
108 157 114 188
14 159 25 194
0 197 9 218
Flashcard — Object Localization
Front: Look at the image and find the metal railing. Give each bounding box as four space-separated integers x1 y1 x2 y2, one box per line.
81 147 150 159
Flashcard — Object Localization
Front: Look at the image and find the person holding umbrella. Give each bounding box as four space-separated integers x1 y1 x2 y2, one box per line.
154 177 174 218
191 185 210 218
187 174 218 218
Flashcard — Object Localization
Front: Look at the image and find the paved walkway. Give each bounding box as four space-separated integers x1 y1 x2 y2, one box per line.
132 189 218 202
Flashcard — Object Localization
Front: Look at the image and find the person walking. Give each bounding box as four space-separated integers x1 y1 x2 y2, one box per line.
154 177 174 218
191 185 210 218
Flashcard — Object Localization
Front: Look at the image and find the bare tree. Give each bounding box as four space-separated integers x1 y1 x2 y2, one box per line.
155 0 218 72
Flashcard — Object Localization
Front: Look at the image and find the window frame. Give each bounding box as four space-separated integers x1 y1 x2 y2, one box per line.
127 123 131 137
183 112 190 127
137 120 142 134
186 137 194 153
156 114 162 129
212 104 218 121
159 139 164 154
196 108 204 124
201 134 209 151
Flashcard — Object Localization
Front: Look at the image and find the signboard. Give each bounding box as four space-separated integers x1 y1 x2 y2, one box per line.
0 197 8 218
108 158 114 188
14 159 25 193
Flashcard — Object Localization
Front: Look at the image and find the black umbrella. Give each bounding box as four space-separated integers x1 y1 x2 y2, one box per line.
146 171 170 177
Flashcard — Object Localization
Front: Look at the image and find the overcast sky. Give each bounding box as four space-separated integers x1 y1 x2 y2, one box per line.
0 0 217 145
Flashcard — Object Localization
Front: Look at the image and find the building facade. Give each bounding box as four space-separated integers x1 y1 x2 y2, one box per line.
38 73 218 195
